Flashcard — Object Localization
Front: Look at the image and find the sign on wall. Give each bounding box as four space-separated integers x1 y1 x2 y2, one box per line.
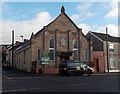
41 57 49 64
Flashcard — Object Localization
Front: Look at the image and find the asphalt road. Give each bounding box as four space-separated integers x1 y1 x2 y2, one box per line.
2 69 120 93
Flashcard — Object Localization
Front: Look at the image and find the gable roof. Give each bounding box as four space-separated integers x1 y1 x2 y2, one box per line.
46 12 79 30
34 28 44 38
91 32 120 43
15 6 86 51
31 6 80 39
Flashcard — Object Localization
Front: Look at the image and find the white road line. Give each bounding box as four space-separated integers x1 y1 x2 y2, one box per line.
3 76 55 80
70 84 88 86
3 88 41 92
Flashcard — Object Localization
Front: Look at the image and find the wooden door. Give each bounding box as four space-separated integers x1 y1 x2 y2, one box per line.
93 58 99 72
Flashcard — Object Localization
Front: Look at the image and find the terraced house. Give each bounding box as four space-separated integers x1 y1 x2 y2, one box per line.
9 6 93 74
86 31 120 73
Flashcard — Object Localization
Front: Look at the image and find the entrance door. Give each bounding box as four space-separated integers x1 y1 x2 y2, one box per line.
57 52 72 62
93 58 99 72
60 56 69 62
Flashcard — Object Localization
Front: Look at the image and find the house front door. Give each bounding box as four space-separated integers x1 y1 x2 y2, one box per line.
93 58 99 72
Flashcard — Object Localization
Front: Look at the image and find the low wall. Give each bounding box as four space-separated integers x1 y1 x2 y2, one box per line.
43 68 59 74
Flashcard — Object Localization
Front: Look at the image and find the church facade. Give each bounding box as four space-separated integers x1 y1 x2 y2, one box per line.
15 6 93 74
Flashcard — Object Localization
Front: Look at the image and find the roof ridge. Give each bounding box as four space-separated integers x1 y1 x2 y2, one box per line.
90 31 120 43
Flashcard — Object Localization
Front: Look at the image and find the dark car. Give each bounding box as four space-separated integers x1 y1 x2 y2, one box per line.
59 60 94 76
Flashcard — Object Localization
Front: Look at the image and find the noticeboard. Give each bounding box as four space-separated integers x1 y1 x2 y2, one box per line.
41 57 49 64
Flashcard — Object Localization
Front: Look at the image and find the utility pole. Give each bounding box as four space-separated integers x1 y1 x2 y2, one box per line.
106 27 109 73
12 30 14 68
89 37 92 67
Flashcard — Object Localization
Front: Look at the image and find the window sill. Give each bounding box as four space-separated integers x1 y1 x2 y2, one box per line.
110 67 116 69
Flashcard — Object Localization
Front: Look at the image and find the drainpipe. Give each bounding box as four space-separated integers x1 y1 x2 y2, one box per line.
55 30 57 68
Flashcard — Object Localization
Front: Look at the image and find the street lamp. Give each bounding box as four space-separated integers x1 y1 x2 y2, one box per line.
20 35 23 43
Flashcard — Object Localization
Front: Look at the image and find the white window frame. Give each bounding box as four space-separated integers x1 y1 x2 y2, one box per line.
73 39 78 61
60 38 66 45
110 58 116 68
109 43 114 53
49 38 55 61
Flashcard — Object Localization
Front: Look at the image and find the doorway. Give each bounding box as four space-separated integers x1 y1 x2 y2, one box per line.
93 58 99 72
57 51 73 62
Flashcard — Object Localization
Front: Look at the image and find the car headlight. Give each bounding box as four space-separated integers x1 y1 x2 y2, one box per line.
91 68 94 72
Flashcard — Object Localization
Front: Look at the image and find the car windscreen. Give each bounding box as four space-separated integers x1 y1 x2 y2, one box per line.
67 63 75 67
80 63 87 67
67 61 80 67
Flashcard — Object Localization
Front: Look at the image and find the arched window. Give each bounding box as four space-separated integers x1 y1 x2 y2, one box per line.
73 39 78 49
49 38 55 60
49 38 54 48
73 39 78 61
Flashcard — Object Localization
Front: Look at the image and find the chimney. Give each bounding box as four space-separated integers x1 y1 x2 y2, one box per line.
15 41 22 45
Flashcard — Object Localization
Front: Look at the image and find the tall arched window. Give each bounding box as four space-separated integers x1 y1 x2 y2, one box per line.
49 38 55 60
73 39 78 61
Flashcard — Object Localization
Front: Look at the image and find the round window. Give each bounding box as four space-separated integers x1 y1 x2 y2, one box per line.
61 38 66 45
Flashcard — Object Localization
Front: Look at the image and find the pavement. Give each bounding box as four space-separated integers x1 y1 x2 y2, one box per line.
93 72 120 76
2 68 120 78
2 68 120 81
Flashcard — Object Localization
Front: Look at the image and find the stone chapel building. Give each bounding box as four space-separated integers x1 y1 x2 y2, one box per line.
14 6 93 74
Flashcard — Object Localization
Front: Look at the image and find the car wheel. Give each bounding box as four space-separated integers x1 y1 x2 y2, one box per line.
88 70 92 76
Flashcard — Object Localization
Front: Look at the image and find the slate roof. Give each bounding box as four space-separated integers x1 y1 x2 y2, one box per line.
91 32 120 43
46 12 79 30
16 40 31 51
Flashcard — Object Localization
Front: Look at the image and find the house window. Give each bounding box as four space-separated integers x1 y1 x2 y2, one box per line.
73 39 78 61
49 38 55 60
38 49 41 60
109 43 114 53
110 58 115 68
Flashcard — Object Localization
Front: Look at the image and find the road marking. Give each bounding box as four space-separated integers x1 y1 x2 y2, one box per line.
3 88 41 92
70 84 88 86
3 76 56 80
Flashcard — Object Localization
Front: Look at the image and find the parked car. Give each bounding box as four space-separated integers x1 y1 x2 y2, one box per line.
59 60 94 76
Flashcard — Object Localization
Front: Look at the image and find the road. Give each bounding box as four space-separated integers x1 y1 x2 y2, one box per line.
2 69 120 93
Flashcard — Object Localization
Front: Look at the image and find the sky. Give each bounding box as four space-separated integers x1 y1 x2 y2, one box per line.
0 0 119 44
